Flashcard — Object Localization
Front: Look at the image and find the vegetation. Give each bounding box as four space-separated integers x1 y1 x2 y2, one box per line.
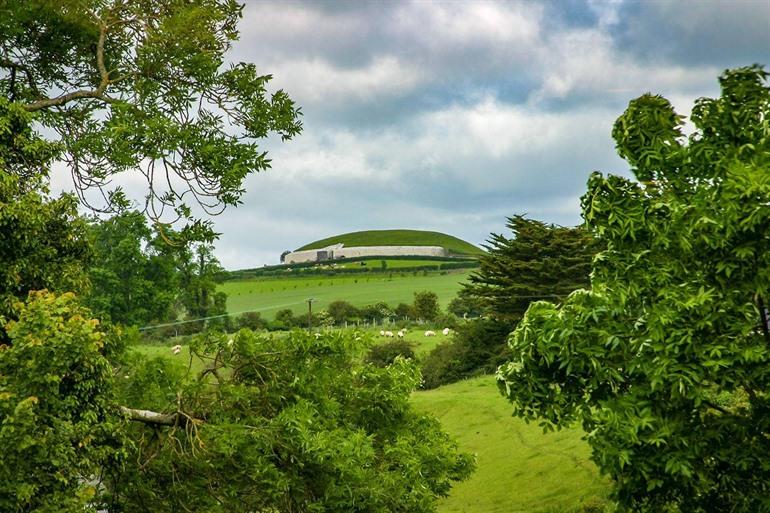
412 376 610 513
296 229 485 256
0 2 472 511
498 66 770 511
421 217 597 389
221 271 471 320
111 329 474 512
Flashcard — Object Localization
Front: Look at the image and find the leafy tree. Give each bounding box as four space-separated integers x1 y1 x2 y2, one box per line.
395 302 414 320
498 66 770 512
177 242 228 329
1 0 301 239
447 289 484 318
0 291 122 512
0 2 474 510
465 215 599 324
413 290 440 322
87 211 180 326
326 299 359 325
423 215 599 388
110 329 474 512
0 174 91 343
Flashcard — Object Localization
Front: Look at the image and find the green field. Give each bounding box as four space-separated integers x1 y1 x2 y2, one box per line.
297 229 485 256
220 271 471 319
412 376 610 513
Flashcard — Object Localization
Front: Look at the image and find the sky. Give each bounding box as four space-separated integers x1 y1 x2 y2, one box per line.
54 0 770 269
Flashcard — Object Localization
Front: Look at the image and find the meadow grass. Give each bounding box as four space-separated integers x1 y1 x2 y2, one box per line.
412 376 610 513
220 270 471 319
297 229 484 256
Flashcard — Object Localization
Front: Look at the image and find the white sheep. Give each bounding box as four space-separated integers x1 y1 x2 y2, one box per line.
424 330 436 337
384 330 394 337
442 328 451 336
171 344 182 355
397 330 405 338
379 330 385 336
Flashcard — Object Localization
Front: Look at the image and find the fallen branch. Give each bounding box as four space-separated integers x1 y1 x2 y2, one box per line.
120 406 202 427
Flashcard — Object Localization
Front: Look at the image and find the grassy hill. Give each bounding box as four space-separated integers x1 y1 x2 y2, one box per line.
221 270 471 319
297 229 485 256
412 376 610 512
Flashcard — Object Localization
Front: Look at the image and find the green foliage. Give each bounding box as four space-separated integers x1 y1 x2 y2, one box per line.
1 0 301 239
413 290 441 321
420 319 512 389
235 311 266 331
0 291 121 512
498 65 770 512
87 211 180 326
325 299 359 325
0 174 91 340
365 339 416 367
297 229 485 256
465 215 599 324
110 330 474 512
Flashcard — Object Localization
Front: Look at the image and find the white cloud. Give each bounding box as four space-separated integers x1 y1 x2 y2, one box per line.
267 56 424 107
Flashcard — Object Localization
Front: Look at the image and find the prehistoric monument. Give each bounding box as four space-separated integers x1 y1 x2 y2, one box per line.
281 243 449 264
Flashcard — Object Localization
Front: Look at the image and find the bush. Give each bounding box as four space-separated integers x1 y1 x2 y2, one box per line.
365 340 416 367
237 311 266 331
420 318 513 389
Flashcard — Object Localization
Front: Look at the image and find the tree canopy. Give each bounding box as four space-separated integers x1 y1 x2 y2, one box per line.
1 0 301 238
498 65 770 511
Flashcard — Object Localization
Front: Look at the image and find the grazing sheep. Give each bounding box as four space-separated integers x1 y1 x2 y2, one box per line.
424 330 436 337
442 328 451 336
384 330 394 337
397 330 405 338
379 330 385 336
171 344 182 355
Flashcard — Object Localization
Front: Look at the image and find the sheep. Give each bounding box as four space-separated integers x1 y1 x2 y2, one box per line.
397 330 405 338
384 330 394 337
379 330 385 336
424 330 436 337
442 328 451 336
171 344 182 355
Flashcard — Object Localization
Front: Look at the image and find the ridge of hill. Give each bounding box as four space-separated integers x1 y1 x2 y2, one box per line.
296 229 484 256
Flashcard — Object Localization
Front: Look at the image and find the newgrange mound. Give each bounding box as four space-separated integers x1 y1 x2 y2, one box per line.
284 229 483 264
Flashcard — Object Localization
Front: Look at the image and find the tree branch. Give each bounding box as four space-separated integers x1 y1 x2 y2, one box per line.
22 18 113 112
120 406 202 427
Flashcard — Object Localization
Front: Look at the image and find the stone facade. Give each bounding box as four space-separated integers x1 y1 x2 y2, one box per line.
283 244 449 264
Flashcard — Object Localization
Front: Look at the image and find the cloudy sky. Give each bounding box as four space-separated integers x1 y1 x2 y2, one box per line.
57 0 770 269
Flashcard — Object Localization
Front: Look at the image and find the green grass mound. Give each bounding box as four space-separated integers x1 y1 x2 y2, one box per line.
411 376 610 513
297 229 484 256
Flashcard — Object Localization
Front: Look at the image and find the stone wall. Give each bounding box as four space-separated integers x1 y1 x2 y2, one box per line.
283 245 449 264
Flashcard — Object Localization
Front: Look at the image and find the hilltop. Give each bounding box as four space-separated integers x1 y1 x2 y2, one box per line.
297 229 484 256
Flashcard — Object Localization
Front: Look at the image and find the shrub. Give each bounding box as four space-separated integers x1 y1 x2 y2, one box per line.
237 311 266 331
366 340 416 367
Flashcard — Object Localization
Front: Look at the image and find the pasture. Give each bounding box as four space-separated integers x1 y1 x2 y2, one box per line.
220 270 472 319
412 376 610 513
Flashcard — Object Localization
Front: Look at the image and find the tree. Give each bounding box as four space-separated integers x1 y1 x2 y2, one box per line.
1 0 301 239
326 299 359 325
87 211 180 326
177 242 228 330
0 291 122 512
498 66 770 511
0 2 474 509
464 215 599 324
413 291 440 322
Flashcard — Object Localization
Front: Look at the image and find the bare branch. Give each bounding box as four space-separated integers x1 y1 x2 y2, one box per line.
120 406 203 427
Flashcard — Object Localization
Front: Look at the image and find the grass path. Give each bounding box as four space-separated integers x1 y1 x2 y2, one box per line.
412 376 609 513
